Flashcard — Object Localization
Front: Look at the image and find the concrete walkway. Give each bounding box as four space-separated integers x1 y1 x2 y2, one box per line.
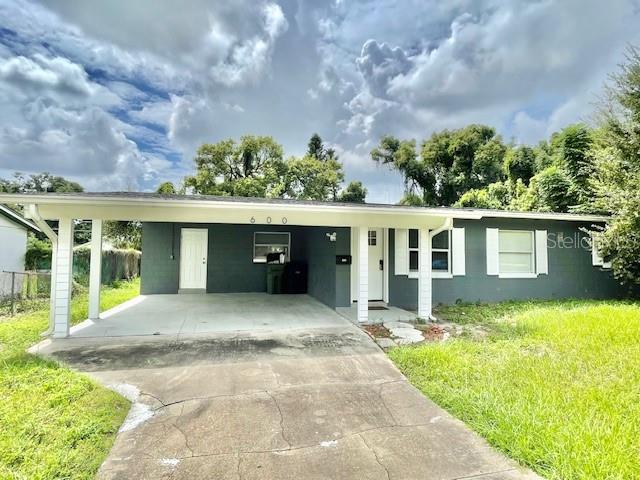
36 323 540 479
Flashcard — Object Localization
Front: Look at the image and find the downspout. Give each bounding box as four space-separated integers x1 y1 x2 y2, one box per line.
25 204 58 337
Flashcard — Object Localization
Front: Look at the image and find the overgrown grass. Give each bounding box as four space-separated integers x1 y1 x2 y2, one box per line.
390 299 640 480
0 279 140 480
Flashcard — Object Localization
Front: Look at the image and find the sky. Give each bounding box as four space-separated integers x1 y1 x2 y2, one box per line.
0 0 639 203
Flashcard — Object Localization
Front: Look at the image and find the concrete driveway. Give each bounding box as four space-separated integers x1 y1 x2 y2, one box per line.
36 320 540 479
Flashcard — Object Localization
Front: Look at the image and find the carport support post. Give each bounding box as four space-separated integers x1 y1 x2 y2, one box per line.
357 226 368 323
417 228 432 320
53 218 75 338
88 219 102 321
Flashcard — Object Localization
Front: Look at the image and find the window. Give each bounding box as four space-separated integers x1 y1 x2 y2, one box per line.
432 231 450 273
368 230 377 246
408 229 419 271
498 230 534 275
253 232 290 263
407 229 451 276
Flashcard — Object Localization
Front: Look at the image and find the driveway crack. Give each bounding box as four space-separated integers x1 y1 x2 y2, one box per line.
265 390 292 449
358 433 391 480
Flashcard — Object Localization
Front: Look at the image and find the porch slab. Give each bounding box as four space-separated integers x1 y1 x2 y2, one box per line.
69 293 352 338
337 303 416 324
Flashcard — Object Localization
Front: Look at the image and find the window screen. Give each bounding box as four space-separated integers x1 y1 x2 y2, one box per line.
498 230 534 274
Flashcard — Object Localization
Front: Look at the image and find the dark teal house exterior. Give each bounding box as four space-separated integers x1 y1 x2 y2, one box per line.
131 194 621 322
1 191 622 329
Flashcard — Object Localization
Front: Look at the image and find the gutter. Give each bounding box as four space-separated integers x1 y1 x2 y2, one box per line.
430 217 453 239
24 205 57 337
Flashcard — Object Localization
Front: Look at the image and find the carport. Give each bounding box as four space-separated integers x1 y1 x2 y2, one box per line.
0 192 476 338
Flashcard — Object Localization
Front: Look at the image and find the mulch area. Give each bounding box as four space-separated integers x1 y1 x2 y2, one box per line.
363 324 392 338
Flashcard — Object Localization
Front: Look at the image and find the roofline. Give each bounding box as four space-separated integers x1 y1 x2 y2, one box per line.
0 193 610 223
0 204 41 233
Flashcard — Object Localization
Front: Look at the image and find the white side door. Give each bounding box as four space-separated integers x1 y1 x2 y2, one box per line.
179 228 208 290
368 228 384 301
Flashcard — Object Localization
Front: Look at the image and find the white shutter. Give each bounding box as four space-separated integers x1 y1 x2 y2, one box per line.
451 227 466 276
535 230 548 275
486 228 499 275
394 228 408 275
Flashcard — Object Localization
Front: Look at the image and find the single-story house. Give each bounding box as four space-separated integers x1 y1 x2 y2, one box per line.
0 205 40 297
0 192 621 337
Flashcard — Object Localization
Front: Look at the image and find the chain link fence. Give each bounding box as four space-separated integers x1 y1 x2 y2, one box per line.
0 270 52 317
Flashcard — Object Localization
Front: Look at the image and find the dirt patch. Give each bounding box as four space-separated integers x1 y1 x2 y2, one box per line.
415 324 446 341
363 324 392 338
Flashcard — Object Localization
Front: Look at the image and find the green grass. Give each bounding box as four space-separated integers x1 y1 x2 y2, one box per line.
0 279 140 480
389 300 640 480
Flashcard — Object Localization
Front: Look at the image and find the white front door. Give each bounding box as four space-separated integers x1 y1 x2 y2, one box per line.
368 228 384 300
179 228 208 290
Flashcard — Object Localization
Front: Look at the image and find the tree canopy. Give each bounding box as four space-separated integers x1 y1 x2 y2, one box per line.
0 172 83 193
185 134 361 202
371 125 507 206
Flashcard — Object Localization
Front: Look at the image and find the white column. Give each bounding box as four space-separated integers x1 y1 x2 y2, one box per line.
88 219 102 320
417 228 432 320
53 218 74 338
357 226 369 323
46 242 57 335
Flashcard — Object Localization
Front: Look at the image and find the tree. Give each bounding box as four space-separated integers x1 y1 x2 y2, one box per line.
504 146 536 185
284 155 344 201
454 181 510 209
0 172 83 193
184 135 349 201
371 125 507 206
338 181 367 203
533 166 573 212
183 136 286 197
104 221 142 250
308 133 324 159
371 136 433 205
307 133 338 162
590 46 640 286
156 181 177 194
454 188 502 209
553 124 595 206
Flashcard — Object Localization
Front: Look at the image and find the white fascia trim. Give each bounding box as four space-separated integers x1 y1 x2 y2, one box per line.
0 194 610 222
0 205 41 232
0 194 482 219
498 272 538 279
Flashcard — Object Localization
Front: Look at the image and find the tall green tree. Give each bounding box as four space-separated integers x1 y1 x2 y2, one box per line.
284 155 344 201
504 146 536 185
371 125 507 206
591 46 640 286
0 172 83 193
338 181 367 203
104 221 142 250
156 181 177 195
185 135 347 202
184 136 287 198
307 133 337 162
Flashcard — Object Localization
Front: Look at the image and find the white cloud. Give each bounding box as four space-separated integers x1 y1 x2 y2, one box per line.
207 3 288 86
356 40 410 99
0 0 639 200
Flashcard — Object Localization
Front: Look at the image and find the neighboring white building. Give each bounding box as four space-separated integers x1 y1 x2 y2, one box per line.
0 205 40 297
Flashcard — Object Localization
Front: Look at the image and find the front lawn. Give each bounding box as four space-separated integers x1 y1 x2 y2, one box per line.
389 300 640 480
0 279 140 480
